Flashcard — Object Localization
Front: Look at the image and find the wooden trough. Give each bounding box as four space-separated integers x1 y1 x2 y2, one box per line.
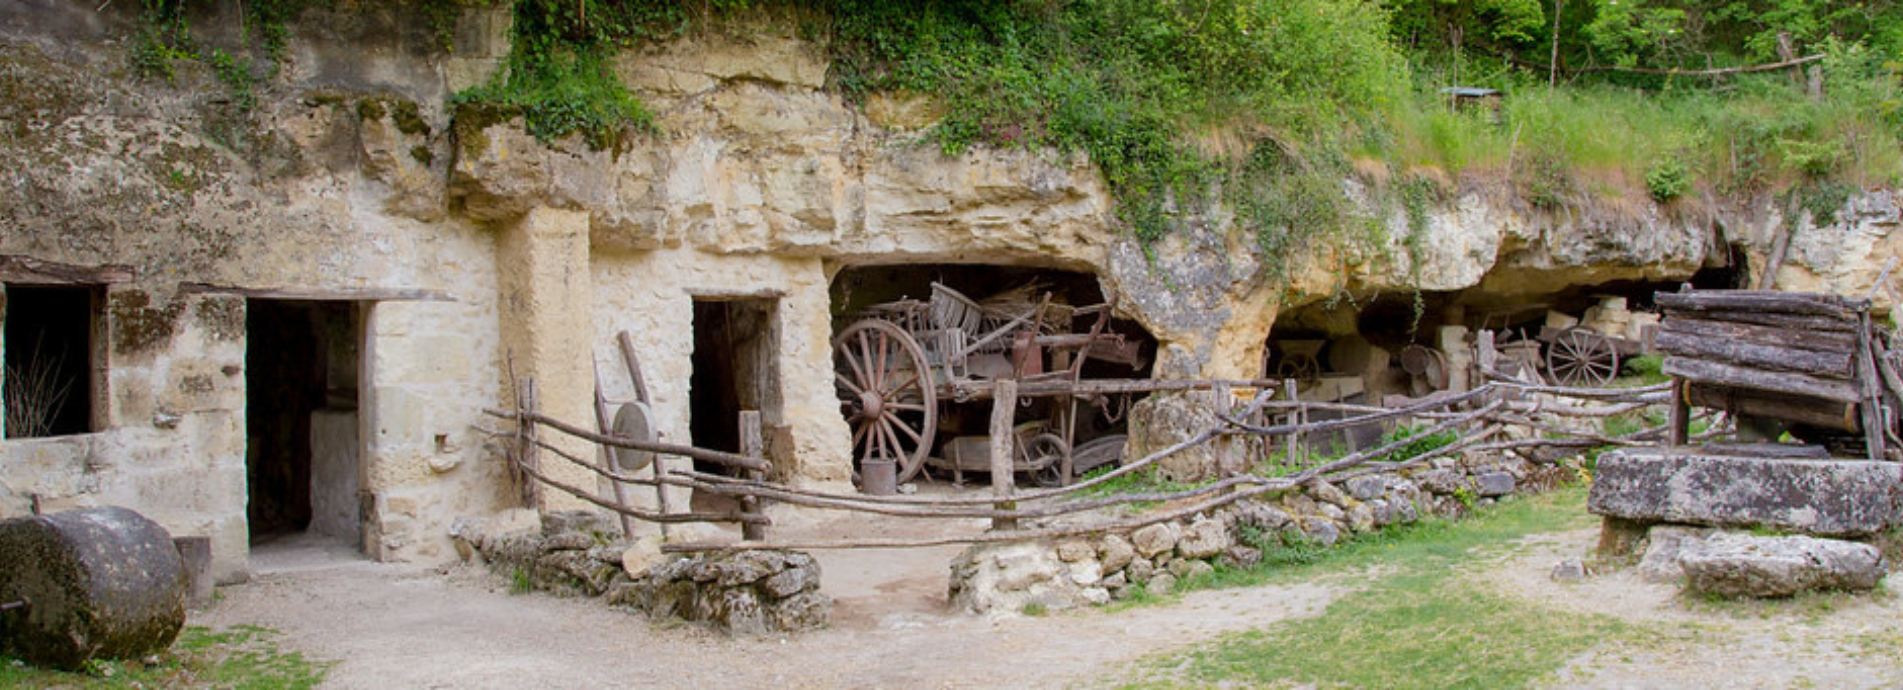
1654 289 1901 460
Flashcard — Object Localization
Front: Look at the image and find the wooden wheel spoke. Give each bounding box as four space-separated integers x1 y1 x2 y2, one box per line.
840 341 873 393
885 412 924 443
836 372 865 397
885 371 920 397
857 330 878 392
889 402 927 412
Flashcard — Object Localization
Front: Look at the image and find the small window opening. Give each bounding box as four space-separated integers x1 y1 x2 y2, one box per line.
3 285 102 439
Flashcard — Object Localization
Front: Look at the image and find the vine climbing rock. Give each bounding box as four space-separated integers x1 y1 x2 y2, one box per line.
0 507 188 670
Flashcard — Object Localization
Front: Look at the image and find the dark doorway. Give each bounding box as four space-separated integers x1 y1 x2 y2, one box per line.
3 285 101 438
245 300 362 549
688 297 780 485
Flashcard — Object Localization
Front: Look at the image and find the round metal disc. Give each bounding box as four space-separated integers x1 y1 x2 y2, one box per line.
610 402 656 472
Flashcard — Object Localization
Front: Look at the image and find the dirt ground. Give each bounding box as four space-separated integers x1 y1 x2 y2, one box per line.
205 521 1903 689
1480 529 1903 690
206 524 1338 689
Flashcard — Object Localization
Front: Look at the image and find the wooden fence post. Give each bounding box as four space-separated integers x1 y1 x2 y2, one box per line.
990 379 1019 531
739 410 767 541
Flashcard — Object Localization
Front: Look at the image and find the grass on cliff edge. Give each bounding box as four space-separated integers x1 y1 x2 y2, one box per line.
0 624 328 689
1117 486 1637 689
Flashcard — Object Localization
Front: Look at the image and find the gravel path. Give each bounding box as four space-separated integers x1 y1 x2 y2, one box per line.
201 544 1339 689
1480 528 1903 689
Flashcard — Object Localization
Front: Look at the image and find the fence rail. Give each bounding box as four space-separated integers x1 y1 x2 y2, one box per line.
481 373 1720 553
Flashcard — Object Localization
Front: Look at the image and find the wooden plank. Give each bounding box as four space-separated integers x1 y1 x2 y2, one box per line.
1656 291 1864 319
739 410 767 541
1687 383 1860 432
1659 317 1856 354
950 377 1276 402
1856 313 1887 460
176 282 453 302
1662 309 1857 333
990 379 1019 532
1653 330 1853 379
0 255 134 285
1668 380 1690 446
1662 356 1862 403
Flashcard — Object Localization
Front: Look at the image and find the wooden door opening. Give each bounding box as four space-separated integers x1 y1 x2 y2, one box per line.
244 299 363 552
688 297 780 505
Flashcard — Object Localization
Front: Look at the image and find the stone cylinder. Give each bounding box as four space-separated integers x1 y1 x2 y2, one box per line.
0 507 187 670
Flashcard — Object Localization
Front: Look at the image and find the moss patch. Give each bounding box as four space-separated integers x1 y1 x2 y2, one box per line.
110 291 185 355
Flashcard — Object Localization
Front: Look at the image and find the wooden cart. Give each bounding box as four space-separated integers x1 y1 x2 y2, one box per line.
832 283 1144 484
1536 325 1647 387
1655 289 1902 460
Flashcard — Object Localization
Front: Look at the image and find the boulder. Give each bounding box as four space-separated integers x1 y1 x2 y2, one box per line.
1145 572 1178 596
620 535 669 578
1345 476 1389 501
1307 480 1351 508
1678 533 1886 598
1131 522 1182 558
1176 518 1233 559
1098 534 1137 573
1415 469 1467 495
1589 450 1903 536
1474 471 1516 497
1235 502 1293 531
1055 540 1096 563
1551 558 1588 582
1637 525 1713 583
1126 558 1155 584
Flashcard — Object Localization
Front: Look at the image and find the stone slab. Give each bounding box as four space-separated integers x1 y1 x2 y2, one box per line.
1588 449 1903 537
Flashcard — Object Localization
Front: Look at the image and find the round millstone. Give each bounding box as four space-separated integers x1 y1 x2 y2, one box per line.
0 507 188 670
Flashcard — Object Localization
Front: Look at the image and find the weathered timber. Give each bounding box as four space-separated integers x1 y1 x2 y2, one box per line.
507 448 769 525
0 255 134 285
485 408 771 473
176 282 452 302
1656 290 1866 319
1669 379 1691 446
989 380 1019 531
1661 356 1861 404
949 377 1276 402
1658 317 1856 354
1654 330 1853 379
1855 312 1887 460
739 410 767 541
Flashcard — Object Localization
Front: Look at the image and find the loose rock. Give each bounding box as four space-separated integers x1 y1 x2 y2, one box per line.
1131 523 1181 558
1176 518 1232 559
1678 533 1886 598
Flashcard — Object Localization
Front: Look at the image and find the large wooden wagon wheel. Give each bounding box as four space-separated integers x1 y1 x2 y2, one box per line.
834 318 938 484
1546 327 1619 387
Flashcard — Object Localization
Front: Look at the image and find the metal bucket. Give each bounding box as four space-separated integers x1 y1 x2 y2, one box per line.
860 458 898 496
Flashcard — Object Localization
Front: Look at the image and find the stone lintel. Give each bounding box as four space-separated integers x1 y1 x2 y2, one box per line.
1588 449 1903 537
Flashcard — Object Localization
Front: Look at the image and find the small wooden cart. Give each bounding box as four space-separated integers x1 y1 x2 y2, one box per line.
832 283 1144 484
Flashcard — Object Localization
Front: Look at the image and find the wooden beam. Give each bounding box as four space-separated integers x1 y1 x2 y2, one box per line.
176 282 454 302
1662 356 1862 404
1659 317 1856 354
0 255 134 285
1654 330 1853 379
989 379 1019 532
1657 290 1864 319
950 377 1276 402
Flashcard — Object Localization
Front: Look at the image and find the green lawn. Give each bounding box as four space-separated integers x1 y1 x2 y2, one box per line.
1120 487 1636 689
0 624 327 689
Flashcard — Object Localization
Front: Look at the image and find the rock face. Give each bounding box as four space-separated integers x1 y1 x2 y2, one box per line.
1589 450 1903 536
0 507 187 670
1677 533 1886 598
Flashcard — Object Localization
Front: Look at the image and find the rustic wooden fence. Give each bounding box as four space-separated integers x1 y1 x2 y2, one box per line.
480 374 1707 554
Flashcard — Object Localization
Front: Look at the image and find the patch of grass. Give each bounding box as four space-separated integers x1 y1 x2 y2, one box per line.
1021 601 1048 617
510 567 533 594
1121 487 1616 688
0 625 327 689
1074 465 1203 511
